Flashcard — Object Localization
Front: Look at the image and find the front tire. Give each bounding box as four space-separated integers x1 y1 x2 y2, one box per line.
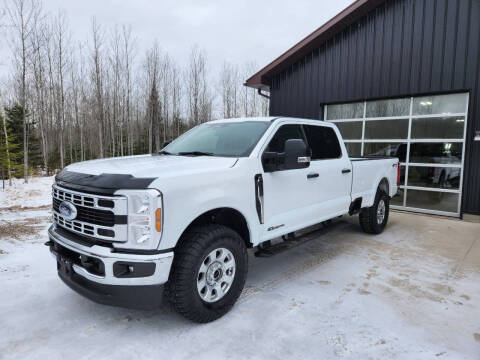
165 224 248 323
359 190 390 234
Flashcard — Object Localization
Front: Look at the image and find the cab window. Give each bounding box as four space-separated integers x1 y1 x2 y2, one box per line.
266 124 305 153
303 125 342 160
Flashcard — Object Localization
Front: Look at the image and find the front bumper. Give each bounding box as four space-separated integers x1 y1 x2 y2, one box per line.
48 225 174 308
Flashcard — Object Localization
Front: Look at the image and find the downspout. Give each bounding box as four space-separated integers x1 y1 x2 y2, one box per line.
257 88 270 99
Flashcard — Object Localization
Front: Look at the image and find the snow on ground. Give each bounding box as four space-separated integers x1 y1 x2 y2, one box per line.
1 177 480 359
0 176 54 209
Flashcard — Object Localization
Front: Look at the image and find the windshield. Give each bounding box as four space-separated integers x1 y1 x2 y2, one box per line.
163 121 270 157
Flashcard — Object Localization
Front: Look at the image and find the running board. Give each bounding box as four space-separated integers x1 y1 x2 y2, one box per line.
254 220 335 257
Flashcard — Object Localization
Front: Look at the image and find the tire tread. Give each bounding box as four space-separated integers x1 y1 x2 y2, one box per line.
165 224 248 323
359 190 389 234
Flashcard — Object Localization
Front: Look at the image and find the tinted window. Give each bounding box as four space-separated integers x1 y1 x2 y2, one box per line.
304 125 341 160
164 121 270 157
266 124 305 153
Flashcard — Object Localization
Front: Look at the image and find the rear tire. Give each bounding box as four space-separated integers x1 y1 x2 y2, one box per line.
359 190 390 234
165 224 248 323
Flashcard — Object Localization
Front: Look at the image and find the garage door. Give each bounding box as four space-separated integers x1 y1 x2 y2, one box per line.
325 93 469 217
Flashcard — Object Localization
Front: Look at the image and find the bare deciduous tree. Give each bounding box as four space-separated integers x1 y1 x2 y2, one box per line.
90 17 105 158
6 0 42 182
1 4 269 181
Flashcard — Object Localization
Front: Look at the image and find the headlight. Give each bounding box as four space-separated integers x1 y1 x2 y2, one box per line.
114 189 163 250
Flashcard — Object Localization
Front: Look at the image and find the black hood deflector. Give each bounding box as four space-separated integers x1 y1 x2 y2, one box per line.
55 170 156 195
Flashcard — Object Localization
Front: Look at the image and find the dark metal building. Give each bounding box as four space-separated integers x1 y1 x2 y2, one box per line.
246 0 480 218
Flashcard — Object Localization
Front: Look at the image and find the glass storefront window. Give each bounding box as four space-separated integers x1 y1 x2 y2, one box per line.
364 119 408 139
363 142 407 162
411 117 465 139
344 142 361 157
409 143 462 164
412 93 468 115
407 166 460 189
326 92 467 216
326 102 363 120
334 121 362 139
366 98 410 117
391 188 404 206
406 190 459 213
398 165 406 185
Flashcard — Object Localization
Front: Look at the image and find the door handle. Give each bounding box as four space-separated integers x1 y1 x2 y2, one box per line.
342 169 352 174
307 173 319 179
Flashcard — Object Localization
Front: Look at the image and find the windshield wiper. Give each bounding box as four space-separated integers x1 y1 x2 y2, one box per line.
158 150 175 155
178 151 214 156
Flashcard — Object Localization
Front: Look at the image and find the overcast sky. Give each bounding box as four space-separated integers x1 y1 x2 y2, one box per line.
1 0 355 83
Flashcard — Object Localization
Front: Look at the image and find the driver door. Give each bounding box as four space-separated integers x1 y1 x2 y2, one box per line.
261 124 320 240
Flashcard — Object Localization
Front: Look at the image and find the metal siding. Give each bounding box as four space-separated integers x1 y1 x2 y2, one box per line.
430 0 447 90
269 0 480 214
420 0 435 93
382 1 394 94
311 50 320 118
372 5 385 97
410 0 424 93
442 0 459 90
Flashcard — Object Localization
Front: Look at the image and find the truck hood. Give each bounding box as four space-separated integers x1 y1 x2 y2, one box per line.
64 154 238 179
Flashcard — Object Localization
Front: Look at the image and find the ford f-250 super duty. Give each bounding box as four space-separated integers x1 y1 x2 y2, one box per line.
47 117 399 323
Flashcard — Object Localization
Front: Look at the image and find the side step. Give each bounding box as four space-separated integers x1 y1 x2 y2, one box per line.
254 220 335 257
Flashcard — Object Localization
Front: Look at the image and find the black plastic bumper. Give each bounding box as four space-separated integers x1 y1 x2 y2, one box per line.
58 270 164 310
52 242 164 310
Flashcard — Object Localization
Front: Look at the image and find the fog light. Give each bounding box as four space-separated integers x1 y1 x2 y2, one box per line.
113 261 156 278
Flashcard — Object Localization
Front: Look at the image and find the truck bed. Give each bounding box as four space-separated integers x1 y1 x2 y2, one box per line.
350 157 399 208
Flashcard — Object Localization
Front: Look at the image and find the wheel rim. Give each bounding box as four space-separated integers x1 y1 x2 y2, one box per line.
197 248 236 303
377 199 386 224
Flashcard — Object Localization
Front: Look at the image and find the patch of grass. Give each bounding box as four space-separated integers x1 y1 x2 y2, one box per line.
0 216 50 241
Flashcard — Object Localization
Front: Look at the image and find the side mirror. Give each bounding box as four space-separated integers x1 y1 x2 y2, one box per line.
262 151 279 172
162 141 171 148
262 139 310 173
283 139 310 170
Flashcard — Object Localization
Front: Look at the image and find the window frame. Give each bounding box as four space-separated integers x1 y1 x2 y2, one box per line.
260 121 345 172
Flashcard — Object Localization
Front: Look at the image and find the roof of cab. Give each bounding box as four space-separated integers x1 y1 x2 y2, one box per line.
208 117 337 128
208 117 278 123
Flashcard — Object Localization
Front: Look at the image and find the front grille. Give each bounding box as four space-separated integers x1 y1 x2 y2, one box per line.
52 184 128 242
53 198 115 227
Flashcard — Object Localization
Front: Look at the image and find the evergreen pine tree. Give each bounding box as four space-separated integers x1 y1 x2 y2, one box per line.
4 105 27 178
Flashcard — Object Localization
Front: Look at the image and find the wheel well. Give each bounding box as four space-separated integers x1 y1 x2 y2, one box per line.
378 178 389 195
178 208 251 248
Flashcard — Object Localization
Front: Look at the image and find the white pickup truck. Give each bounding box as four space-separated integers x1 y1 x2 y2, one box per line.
47 117 399 322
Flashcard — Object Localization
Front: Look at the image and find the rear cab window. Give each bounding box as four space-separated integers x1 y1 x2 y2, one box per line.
303 124 342 160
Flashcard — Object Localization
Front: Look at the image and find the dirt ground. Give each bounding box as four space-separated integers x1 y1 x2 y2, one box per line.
0 206 479 359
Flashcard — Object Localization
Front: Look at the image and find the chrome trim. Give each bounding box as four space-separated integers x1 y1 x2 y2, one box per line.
297 156 311 163
52 183 128 242
48 225 173 286
52 212 128 242
52 183 128 212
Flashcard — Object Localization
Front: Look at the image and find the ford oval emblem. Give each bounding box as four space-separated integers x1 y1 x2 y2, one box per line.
59 201 77 221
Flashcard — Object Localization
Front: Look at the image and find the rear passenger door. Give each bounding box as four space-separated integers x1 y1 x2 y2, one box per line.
303 124 352 219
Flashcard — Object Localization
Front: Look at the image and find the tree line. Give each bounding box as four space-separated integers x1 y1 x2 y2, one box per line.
0 0 269 184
